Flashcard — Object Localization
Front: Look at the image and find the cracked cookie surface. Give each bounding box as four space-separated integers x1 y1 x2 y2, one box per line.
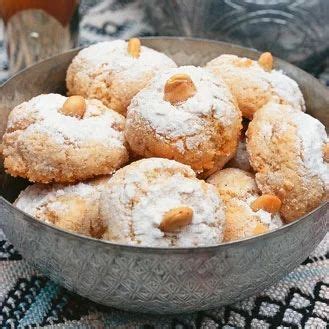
206 54 305 119
207 168 283 242
247 102 329 222
100 158 225 247
66 40 177 116
125 66 241 177
2 94 129 183
15 177 111 238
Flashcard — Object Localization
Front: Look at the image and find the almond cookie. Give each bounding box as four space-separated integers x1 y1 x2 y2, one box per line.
2 94 129 183
66 39 177 116
207 168 283 242
100 158 225 247
206 53 305 119
125 66 242 178
15 177 111 238
247 102 329 222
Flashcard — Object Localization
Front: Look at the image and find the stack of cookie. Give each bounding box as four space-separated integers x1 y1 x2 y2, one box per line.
3 39 328 247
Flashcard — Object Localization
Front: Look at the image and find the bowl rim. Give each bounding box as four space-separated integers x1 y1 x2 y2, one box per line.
1 36 328 253
1 196 328 253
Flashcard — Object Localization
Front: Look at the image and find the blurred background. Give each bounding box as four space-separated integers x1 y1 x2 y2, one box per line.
0 1 328 327
0 0 328 82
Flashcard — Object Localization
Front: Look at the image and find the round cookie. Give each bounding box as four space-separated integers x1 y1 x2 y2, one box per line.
207 168 283 242
247 102 329 222
206 53 305 119
2 94 129 184
100 158 225 247
15 177 111 238
125 66 242 177
66 39 177 116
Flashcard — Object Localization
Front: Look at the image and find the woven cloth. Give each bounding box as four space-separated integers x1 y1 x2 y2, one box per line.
0 1 328 327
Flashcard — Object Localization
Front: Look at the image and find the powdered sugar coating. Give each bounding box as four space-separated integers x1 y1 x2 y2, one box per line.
2 94 129 183
247 102 329 221
66 40 177 115
207 168 283 242
15 178 110 238
7 94 125 148
206 54 305 119
268 70 305 111
125 66 241 176
249 102 329 190
129 66 238 138
293 113 329 187
101 158 225 247
244 196 282 230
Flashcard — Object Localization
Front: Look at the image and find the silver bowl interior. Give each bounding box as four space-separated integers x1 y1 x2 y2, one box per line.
0 37 328 314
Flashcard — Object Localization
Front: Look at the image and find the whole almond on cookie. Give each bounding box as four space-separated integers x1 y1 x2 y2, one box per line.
258 52 273 72
251 194 282 213
60 96 86 118
160 206 193 232
164 74 197 105
128 38 141 58
253 222 269 235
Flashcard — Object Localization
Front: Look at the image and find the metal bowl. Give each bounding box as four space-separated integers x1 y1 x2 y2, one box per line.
143 0 329 72
0 37 328 314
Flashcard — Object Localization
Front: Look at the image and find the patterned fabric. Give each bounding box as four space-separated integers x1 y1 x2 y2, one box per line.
0 1 328 328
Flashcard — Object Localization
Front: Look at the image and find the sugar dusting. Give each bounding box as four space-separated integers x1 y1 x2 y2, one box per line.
255 102 329 188
15 181 104 217
72 40 177 82
267 70 306 112
132 175 224 247
206 54 305 112
207 168 283 231
101 158 225 247
8 94 126 150
127 66 239 150
293 110 329 187
245 196 283 229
